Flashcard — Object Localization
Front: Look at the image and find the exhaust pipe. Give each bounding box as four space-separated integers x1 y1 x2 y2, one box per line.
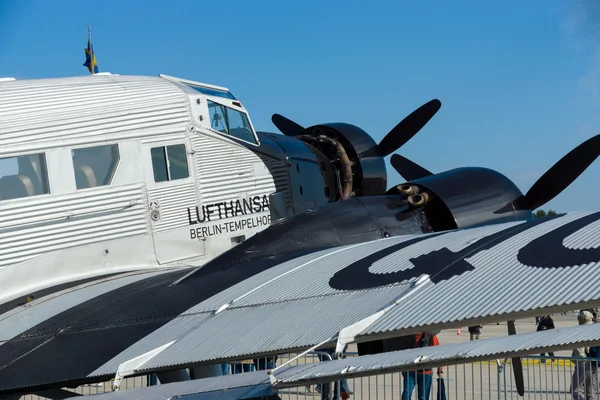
397 184 419 196
407 192 430 206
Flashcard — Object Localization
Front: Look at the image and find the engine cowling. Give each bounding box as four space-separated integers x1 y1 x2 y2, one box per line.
294 122 388 200
270 99 443 201
387 167 533 231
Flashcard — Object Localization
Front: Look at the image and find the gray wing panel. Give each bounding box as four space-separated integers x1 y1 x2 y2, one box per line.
81 322 600 399
80 370 273 400
91 287 407 376
92 237 422 375
179 235 423 315
275 322 600 387
359 211 600 338
0 270 173 342
91 211 600 379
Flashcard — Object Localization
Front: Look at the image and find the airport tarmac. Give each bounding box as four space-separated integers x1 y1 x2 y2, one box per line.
435 311 581 357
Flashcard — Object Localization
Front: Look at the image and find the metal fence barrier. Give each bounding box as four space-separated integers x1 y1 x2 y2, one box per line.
17 353 600 399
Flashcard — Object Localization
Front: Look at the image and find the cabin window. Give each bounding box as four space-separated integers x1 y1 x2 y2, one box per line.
72 144 120 189
0 153 50 200
207 100 257 144
151 144 190 182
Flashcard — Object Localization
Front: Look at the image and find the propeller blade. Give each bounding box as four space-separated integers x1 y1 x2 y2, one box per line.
271 114 305 137
524 134 600 211
507 320 525 397
390 154 433 181
378 99 441 156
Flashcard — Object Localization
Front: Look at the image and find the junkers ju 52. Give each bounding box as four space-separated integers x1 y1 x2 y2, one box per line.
1 72 599 398
0 72 598 307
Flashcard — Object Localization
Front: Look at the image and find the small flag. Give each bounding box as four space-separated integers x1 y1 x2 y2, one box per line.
83 26 99 74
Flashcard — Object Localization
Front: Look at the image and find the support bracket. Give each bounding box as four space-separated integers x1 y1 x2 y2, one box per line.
335 274 431 356
111 341 175 391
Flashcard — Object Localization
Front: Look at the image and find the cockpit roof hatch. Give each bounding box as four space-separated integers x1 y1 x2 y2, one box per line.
159 74 237 100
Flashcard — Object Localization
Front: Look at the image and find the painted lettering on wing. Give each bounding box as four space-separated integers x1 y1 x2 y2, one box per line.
187 195 270 225
190 214 271 239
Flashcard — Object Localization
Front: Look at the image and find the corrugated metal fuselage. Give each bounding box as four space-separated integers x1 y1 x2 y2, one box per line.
0 74 304 303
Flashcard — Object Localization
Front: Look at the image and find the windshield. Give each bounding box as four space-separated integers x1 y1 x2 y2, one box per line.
207 100 256 144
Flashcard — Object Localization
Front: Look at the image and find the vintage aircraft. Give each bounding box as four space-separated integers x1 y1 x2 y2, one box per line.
0 73 599 399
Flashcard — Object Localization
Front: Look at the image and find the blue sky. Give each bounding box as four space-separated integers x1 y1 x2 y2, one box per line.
0 0 598 212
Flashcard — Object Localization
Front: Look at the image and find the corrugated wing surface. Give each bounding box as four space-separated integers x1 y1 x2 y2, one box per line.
93 287 406 376
1 211 599 393
277 322 600 386
178 239 419 315
86 323 600 399
98 211 600 375
361 211 600 337
91 371 271 400
0 75 190 149
0 270 171 342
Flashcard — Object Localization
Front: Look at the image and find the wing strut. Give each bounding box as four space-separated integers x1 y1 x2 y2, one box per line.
111 341 175 391
270 275 432 385
268 336 336 385
507 321 525 396
334 274 432 356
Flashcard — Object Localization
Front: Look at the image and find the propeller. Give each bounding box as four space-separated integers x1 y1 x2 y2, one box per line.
271 114 305 137
271 99 441 157
515 134 600 211
390 154 433 181
378 99 441 157
390 134 600 213
507 320 525 397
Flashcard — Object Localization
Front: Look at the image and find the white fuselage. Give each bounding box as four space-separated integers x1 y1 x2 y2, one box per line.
0 73 291 303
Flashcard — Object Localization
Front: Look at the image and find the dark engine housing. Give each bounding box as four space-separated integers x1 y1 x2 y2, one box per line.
387 167 533 230
296 123 388 199
254 122 388 219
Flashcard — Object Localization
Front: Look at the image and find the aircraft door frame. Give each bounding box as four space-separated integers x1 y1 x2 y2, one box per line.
141 137 204 264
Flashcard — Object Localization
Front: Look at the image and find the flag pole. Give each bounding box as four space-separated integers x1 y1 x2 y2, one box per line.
88 26 94 75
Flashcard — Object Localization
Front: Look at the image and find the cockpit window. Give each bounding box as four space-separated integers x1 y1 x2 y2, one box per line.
207 100 257 144
186 84 237 100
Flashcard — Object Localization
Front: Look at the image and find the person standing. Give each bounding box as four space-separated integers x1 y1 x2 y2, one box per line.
571 311 598 400
537 314 556 362
314 347 352 399
402 332 444 400
469 325 483 340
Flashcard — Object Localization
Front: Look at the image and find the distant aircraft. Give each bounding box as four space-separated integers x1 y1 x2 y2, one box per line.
0 73 599 399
